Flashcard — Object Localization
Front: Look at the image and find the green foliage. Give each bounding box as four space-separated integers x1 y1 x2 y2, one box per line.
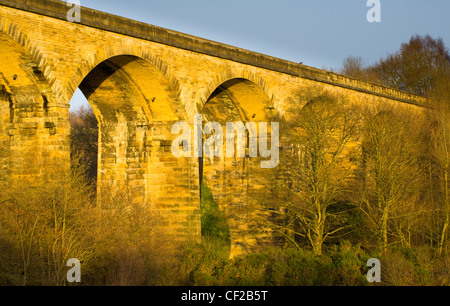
200 181 230 249
173 240 370 286
0 165 448 286
171 240 450 286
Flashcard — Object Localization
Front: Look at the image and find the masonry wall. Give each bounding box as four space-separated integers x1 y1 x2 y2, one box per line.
0 0 424 256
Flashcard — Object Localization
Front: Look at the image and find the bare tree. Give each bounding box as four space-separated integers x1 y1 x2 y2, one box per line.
367 35 450 96
340 56 366 80
70 106 98 185
0 162 169 285
426 67 450 256
270 88 361 255
356 105 425 253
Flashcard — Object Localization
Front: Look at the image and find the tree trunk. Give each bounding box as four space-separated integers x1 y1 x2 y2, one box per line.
439 169 449 256
381 207 389 254
311 208 325 256
311 231 323 256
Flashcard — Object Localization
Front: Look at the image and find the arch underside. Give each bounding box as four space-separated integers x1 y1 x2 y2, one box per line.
77 55 199 242
201 78 277 256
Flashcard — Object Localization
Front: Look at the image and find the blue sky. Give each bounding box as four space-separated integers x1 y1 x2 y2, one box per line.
69 0 450 111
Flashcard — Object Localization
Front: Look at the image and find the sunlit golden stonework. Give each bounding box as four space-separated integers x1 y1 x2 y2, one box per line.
0 0 423 257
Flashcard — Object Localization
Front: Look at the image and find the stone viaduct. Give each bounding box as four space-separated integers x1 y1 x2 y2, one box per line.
0 0 423 256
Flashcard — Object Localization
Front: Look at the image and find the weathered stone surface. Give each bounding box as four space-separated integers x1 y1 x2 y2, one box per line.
0 0 424 257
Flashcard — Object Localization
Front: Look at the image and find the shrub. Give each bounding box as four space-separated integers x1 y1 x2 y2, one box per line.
0 159 170 286
172 241 370 286
200 181 230 250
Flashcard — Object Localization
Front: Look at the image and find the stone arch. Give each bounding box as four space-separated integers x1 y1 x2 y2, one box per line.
73 54 187 185
66 45 183 107
71 53 199 245
78 55 186 123
198 69 276 114
0 18 58 97
301 94 336 110
199 77 278 257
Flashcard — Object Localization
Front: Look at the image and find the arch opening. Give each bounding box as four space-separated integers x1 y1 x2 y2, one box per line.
69 91 98 189
69 55 189 202
68 55 199 246
200 78 277 257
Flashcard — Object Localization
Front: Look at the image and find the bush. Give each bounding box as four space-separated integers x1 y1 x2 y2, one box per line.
200 181 230 249
172 240 369 286
0 160 170 286
381 250 418 286
0 164 96 285
379 247 450 286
